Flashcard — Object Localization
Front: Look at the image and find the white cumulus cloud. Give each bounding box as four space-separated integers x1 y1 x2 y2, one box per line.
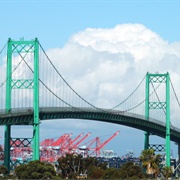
42 23 180 156
2 23 180 156
46 23 180 107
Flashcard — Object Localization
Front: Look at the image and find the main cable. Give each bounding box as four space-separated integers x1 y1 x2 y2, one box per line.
151 82 166 115
0 46 30 88
0 42 7 55
110 75 146 110
39 42 107 112
124 81 162 112
15 50 78 109
170 78 180 109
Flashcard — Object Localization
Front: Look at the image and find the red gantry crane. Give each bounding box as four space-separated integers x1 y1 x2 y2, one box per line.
94 131 120 156
63 133 84 151
40 138 54 149
40 133 71 162
72 132 92 150
51 133 68 148
80 131 120 157
12 131 120 162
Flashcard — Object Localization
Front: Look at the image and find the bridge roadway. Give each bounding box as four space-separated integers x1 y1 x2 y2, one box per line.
0 107 180 143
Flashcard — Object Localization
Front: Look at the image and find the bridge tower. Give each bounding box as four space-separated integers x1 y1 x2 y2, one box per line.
144 72 170 167
4 38 40 171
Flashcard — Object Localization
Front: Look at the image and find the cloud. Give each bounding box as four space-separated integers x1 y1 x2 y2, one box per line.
41 23 180 156
70 24 167 59
2 23 180 156
46 23 180 109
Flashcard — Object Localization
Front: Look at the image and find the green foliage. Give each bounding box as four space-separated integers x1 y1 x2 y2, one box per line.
103 167 120 179
57 154 145 179
161 166 173 179
88 167 105 179
0 165 8 176
118 162 144 179
140 149 161 177
57 153 107 179
14 160 56 179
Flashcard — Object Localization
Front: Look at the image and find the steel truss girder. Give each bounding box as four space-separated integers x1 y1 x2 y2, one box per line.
149 102 166 109
4 38 40 172
0 115 33 125
145 72 170 167
10 138 32 170
11 79 34 89
11 138 32 147
149 74 166 83
0 107 179 142
10 159 29 171
149 144 165 152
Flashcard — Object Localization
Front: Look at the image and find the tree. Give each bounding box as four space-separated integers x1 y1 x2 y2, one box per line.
0 165 8 176
57 153 81 179
14 160 56 179
103 168 120 179
161 166 173 179
88 167 105 179
57 153 107 179
118 161 144 179
140 149 161 178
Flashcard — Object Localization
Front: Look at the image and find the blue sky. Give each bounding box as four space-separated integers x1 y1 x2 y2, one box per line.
1 1 180 48
1 1 180 158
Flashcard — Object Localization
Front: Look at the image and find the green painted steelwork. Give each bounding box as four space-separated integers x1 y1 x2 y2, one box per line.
33 38 40 160
166 73 170 167
149 74 166 83
4 38 13 171
0 107 179 142
12 79 34 89
4 38 40 171
10 138 32 170
149 144 165 152
2 38 173 170
6 38 12 110
149 102 166 109
144 72 149 150
144 73 171 167
4 125 11 172
10 138 32 147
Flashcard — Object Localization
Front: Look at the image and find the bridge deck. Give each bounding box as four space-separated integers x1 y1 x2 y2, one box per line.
0 107 180 143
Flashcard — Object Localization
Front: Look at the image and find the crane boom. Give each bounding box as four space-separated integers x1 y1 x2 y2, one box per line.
89 131 120 156
63 133 84 150
51 133 67 146
96 131 120 151
72 132 92 149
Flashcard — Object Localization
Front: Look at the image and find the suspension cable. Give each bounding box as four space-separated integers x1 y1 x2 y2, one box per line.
38 42 105 111
124 99 146 112
16 48 110 113
0 42 7 55
15 50 79 108
110 75 146 110
0 46 30 88
151 82 166 115
124 81 162 112
170 78 180 108
0 42 7 88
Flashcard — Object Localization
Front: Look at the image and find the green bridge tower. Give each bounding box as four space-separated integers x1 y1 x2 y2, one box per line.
144 72 170 167
4 38 40 171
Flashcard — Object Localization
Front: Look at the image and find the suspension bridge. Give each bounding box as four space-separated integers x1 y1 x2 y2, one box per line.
0 38 180 171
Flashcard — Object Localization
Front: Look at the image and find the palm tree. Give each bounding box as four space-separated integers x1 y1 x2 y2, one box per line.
140 149 161 178
161 166 173 179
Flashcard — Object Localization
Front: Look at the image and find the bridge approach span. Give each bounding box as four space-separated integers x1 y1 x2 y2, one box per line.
0 107 180 143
